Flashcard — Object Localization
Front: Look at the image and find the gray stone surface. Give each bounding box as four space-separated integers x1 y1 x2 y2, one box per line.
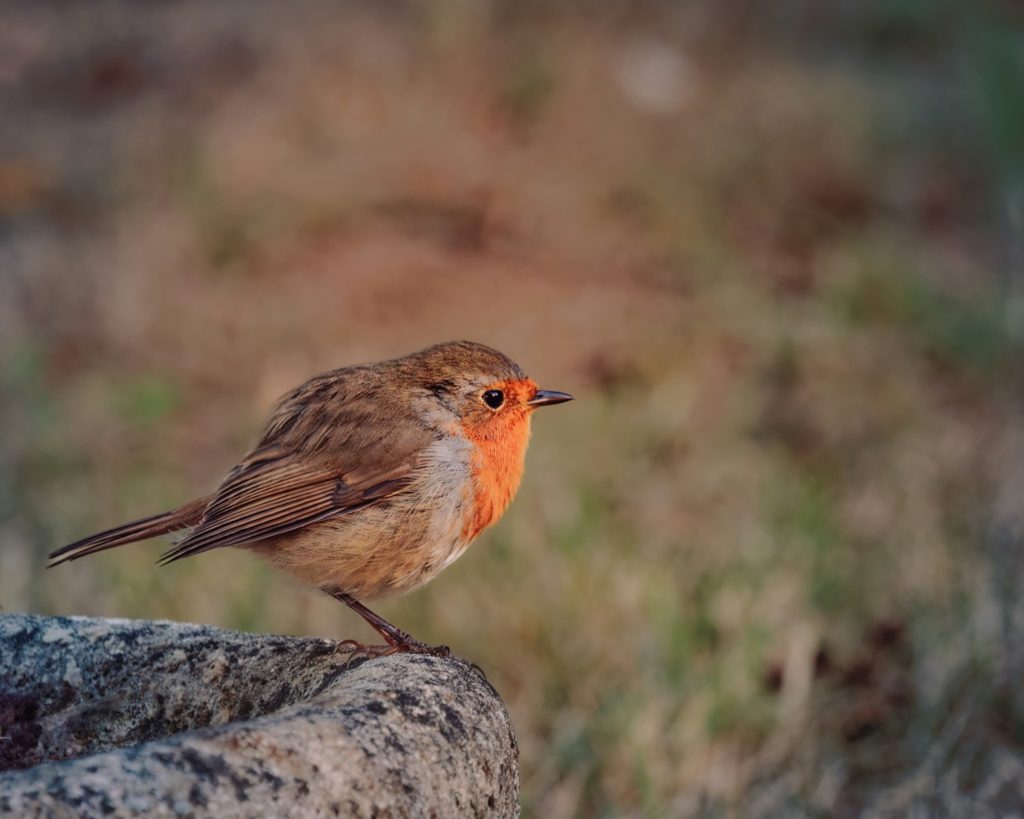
0 614 519 818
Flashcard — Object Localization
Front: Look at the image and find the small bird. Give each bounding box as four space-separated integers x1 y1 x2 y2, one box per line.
49 341 572 655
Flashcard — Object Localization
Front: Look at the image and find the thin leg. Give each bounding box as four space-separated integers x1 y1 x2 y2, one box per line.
326 589 451 658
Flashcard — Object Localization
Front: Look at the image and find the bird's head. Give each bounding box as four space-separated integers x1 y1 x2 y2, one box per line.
403 340 572 442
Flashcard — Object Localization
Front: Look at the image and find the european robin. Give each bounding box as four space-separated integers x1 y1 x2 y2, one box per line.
48 341 572 655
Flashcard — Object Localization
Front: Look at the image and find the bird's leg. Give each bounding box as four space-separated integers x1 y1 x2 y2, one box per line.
326 589 451 658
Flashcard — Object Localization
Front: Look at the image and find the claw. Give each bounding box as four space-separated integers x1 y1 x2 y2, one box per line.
385 636 451 657
325 588 456 660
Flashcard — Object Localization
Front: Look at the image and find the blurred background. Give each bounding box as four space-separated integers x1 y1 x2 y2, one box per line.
3 1 1024 816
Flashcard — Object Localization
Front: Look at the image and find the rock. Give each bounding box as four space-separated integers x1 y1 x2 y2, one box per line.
0 614 519 818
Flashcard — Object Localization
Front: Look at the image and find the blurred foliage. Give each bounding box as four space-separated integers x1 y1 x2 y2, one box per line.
2 1 1024 816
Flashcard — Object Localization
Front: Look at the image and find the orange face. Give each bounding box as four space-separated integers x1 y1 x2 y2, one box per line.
459 377 538 540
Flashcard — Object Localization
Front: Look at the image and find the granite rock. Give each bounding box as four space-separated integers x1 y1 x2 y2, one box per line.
0 614 519 818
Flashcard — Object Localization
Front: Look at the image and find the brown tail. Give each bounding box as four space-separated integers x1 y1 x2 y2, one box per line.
47 496 211 568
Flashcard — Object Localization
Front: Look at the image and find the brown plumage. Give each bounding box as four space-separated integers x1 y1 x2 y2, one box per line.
49 341 572 654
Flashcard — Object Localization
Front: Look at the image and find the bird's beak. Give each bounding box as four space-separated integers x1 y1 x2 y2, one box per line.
527 389 574 408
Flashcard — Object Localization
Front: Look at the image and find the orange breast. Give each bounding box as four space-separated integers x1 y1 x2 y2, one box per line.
461 409 532 541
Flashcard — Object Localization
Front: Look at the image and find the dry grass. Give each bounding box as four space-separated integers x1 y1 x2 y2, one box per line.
3 2 1024 815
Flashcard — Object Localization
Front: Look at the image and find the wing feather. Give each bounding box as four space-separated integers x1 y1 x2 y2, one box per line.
50 364 438 570
159 447 420 564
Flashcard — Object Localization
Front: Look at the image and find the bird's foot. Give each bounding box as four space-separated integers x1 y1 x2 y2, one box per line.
381 630 452 658
334 636 450 659
326 590 451 658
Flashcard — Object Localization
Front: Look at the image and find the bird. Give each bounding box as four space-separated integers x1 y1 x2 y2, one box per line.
48 341 572 656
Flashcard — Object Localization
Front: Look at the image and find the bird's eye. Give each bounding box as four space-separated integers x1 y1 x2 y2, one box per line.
482 389 505 409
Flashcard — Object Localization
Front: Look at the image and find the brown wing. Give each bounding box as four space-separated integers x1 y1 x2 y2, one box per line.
158 443 418 564
50 363 436 568
160 364 438 564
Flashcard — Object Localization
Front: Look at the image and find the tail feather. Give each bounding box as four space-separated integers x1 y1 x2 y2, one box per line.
48 496 210 567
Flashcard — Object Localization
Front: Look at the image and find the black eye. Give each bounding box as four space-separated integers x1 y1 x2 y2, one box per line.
482 389 505 409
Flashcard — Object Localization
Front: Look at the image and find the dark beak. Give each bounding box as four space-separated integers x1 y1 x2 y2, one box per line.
527 389 574 408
